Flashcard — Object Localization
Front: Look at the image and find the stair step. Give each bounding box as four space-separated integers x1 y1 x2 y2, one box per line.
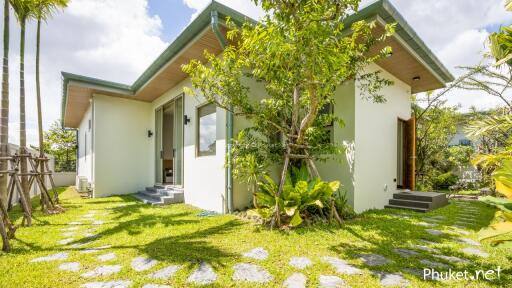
132 193 164 206
384 204 429 213
389 199 432 209
134 186 185 205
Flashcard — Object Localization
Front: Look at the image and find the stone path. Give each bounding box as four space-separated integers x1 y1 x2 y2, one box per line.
322 256 362 275
31 252 69 262
97 253 117 262
373 272 410 287
142 285 171 288
318 275 347 288
81 265 122 278
454 238 480 246
81 280 132 288
283 273 307 288
359 254 390 266
131 257 159 272
232 263 273 283
425 229 445 236
187 262 217 285
289 257 312 269
462 247 489 258
148 265 181 280
243 247 268 260
59 262 81 272
393 248 419 258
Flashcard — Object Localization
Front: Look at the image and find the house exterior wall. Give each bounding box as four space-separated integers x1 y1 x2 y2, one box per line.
353 63 412 212
151 78 227 213
77 104 93 185
92 95 153 197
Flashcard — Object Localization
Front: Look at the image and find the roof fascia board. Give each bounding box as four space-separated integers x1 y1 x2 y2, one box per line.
68 80 134 96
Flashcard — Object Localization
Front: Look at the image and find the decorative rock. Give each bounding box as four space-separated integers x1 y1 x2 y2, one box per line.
97 253 117 262
283 273 307 288
318 275 347 288
232 263 273 283
81 280 132 288
425 229 445 236
81 265 122 278
373 272 410 287
80 245 112 254
462 247 489 258
131 257 159 272
141 285 171 288
359 254 390 266
454 238 480 246
322 256 362 275
419 259 449 268
58 238 75 245
149 265 180 280
393 248 419 258
410 245 439 254
433 255 470 264
243 247 269 260
31 252 69 262
59 262 81 272
187 262 217 284
289 257 312 269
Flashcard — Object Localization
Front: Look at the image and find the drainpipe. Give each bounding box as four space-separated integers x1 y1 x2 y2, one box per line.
211 10 233 213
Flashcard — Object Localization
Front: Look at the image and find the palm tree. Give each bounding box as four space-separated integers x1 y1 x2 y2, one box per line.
10 0 34 210
33 0 68 203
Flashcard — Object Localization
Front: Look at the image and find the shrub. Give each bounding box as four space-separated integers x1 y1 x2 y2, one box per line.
432 172 459 190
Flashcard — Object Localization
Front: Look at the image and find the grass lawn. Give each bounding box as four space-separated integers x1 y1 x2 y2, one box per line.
0 187 510 287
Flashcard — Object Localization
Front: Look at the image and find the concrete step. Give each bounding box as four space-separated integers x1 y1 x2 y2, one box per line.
384 204 429 213
389 199 432 209
392 191 448 210
134 185 185 205
132 193 164 206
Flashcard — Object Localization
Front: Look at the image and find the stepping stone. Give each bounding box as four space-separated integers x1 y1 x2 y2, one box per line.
243 247 268 260
410 245 439 254
97 253 117 262
62 232 76 237
131 257 159 272
92 221 104 226
392 214 411 219
462 247 489 258
430 216 446 220
402 268 441 281
58 238 75 245
81 265 122 278
373 272 410 287
318 275 347 288
141 285 171 288
359 254 390 266
31 252 69 262
80 245 112 254
417 222 435 227
454 238 480 246
452 225 468 229
187 262 217 285
322 256 362 275
425 229 445 236
419 259 449 268
289 257 312 269
69 222 81 225
62 227 79 231
283 273 307 288
433 255 470 264
81 280 132 288
70 241 94 249
232 263 273 283
393 248 419 258
59 262 81 272
84 233 99 238
420 239 438 245
449 229 470 236
148 265 180 280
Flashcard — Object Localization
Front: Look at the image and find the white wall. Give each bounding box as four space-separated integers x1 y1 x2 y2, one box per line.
152 78 227 213
77 105 93 185
353 63 412 212
53 172 77 187
93 95 153 197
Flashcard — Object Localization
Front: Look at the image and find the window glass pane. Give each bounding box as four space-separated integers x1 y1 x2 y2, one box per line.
198 103 217 156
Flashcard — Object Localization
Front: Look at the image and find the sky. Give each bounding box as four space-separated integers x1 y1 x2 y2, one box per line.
0 0 511 146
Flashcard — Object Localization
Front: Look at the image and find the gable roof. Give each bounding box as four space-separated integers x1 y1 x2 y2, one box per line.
61 0 454 128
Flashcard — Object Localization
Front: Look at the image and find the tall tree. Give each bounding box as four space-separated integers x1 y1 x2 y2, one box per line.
184 0 394 227
10 0 34 210
34 0 67 156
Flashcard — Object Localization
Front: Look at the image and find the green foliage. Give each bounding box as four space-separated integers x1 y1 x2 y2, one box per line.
255 166 342 226
333 190 356 219
33 121 76 172
432 172 459 190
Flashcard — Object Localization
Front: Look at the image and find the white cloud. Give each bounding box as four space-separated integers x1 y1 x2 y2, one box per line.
1 0 168 146
183 0 265 21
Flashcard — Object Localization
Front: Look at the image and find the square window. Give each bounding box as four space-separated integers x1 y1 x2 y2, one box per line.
197 103 217 156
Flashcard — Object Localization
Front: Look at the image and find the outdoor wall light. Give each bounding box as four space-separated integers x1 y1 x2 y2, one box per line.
184 115 191 125
147 130 153 138
413 76 421 81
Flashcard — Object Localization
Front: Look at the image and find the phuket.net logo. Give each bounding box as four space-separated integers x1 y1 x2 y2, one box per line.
423 267 502 281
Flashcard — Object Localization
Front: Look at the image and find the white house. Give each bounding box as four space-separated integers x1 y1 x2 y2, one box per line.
61 0 453 213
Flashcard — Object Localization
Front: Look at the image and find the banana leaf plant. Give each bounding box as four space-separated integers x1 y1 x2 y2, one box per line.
256 166 340 227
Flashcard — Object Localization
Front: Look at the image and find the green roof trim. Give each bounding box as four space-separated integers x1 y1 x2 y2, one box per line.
345 0 454 83
61 0 454 127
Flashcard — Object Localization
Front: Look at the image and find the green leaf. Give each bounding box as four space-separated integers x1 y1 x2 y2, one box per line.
284 206 297 217
289 211 303 227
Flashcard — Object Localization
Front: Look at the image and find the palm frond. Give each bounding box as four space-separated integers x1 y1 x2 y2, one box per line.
466 114 512 137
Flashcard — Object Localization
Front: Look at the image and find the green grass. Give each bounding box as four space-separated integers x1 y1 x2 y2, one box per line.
457 190 481 196
0 187 510 287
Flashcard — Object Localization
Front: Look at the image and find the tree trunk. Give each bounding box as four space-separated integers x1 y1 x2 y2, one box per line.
0 0 10 211
19 19 30 211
